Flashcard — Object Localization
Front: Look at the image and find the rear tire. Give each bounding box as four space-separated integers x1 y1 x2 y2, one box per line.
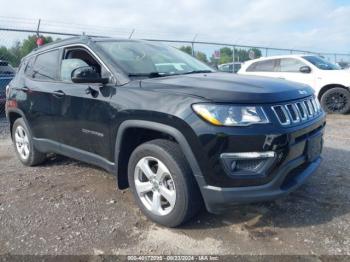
12 118 46 166
320 87 350 114
128 139 203 227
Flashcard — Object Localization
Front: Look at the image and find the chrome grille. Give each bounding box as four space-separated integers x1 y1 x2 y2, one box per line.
272 97 322 126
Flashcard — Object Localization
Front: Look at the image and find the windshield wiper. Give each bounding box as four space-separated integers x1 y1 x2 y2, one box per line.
128 72 172 78
182 70 213 75
128 70 214 78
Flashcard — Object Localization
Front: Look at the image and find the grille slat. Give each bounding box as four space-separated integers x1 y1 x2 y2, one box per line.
272 97 322 126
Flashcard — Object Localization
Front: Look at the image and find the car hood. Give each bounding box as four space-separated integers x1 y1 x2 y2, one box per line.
140 72 314 104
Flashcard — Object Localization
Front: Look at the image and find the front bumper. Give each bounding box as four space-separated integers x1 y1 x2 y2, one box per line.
200 156 321 213
194 114 325 214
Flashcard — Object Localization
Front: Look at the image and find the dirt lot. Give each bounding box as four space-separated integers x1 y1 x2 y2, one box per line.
0 115 349 256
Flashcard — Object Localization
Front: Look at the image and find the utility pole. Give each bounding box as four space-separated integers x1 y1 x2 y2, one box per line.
129 29 135 39
191 34 198 57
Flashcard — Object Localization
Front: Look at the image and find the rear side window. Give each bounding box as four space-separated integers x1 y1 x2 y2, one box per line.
247 59 277 72
32 50 60 81
24 56 35 77
278 58 306 72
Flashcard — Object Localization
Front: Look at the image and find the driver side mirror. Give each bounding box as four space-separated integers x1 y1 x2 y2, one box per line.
299 66 311 74
71 66 109 84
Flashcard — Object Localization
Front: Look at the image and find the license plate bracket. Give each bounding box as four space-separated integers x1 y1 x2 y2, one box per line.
306 134 323 162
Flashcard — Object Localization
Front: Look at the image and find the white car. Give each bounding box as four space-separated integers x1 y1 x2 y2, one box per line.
218 62 242 73
238 55 350 114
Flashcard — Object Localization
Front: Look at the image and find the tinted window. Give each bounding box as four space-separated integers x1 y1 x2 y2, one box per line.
96 41 213 76
24 56 35 77
247 59 276 72
32 50 60 80
302 56 340 70
219 64 230 72
278 58 306 72
233 64 241 73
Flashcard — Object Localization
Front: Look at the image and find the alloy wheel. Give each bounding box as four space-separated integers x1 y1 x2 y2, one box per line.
325 92 348 112
15 125 30 160
134 156 176 216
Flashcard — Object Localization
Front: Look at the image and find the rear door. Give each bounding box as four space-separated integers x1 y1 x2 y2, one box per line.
20 50 62 141
243 59 280 78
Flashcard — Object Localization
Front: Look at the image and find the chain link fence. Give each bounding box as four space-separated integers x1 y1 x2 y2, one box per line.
1 18 350 119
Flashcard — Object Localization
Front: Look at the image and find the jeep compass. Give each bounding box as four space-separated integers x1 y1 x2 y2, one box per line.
6 37 326 227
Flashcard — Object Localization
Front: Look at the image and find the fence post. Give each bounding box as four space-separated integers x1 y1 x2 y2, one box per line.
191 34 198 57
334 54 337 63
232 46 235 63
128 29 135 39
36 19 41 37
265 48 268 57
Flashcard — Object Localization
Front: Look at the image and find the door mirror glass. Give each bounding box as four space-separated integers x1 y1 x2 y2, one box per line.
299 66 311 74
71 66 109 84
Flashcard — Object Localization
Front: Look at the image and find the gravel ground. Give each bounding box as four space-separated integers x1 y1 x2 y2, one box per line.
0 115 349 256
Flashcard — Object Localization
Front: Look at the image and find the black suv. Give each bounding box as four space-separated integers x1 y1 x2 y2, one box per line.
6 37 326 227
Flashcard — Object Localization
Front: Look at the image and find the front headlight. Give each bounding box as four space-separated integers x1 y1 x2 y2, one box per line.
192 103 269 126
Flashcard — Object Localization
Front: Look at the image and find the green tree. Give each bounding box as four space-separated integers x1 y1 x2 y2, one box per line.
179 45 209 64
0 35 54 67
212 47 263 66
179 45 192 55
0 46 17 65
20 35 53 58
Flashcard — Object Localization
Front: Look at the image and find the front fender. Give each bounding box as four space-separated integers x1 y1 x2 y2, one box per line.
114 119 206 188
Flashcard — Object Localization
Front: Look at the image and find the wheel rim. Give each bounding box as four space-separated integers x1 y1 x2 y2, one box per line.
325 92 348 112
15 125 30 160
134 156 176 216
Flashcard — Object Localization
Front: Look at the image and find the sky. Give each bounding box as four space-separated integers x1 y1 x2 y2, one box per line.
0 0 349 55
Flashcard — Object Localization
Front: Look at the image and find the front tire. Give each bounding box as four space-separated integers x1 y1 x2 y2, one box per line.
128 139 202 227
320 87 350 114
12 118 46 166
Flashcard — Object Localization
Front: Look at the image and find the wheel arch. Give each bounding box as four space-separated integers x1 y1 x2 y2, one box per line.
317 84 349 100
6 108 30 139
114 120 204 190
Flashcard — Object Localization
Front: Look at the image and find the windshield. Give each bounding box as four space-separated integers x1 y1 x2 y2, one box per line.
303 56 341 70
96 40 213 76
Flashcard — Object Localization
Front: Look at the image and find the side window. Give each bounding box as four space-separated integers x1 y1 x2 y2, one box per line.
60 48 110 83
32 50 60 81
24 56 35 77
220 64 229 72
247 59 277 72
278 58 306 72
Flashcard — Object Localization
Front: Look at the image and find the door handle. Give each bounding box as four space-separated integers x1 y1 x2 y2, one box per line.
52 90 65 98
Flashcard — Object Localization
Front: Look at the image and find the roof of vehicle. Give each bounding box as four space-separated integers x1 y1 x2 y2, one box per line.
24 36 141 58
242 54 318 65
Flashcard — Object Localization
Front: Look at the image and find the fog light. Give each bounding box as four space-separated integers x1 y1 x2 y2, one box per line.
230 160 237 171
221 151 276 176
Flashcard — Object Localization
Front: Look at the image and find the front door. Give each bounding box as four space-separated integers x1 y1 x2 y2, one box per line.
51 46 116 160
276 58 316 87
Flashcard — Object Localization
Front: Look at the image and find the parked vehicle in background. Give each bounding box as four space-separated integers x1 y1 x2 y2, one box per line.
0 60 15 109
6 37 325 227
218 62 242 73
238 55 350 114
336 61 350 70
